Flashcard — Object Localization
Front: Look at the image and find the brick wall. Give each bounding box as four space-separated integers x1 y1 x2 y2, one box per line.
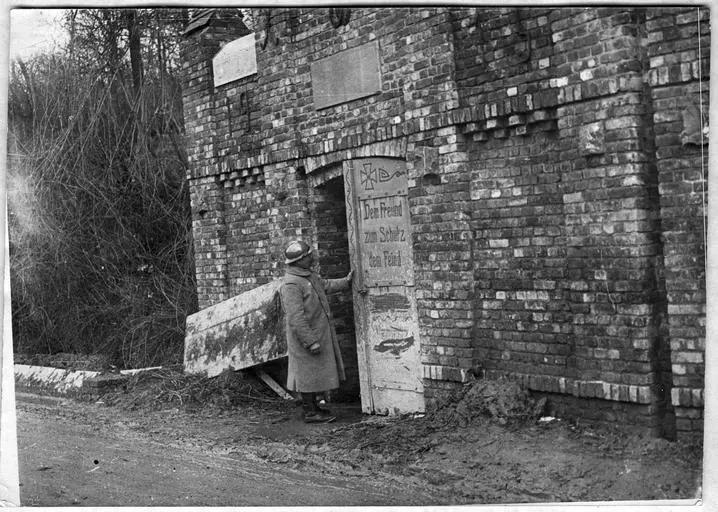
453 7 679 436
646 6 709 441
180 7 708 439
181 10 257 307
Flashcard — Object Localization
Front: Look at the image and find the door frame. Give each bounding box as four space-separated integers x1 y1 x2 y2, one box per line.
342 159 375 411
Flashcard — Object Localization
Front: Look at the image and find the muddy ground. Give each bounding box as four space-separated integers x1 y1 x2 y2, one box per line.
16 368 703 506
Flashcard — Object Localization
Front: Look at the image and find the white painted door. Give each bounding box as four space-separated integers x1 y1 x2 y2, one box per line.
344 157 425 414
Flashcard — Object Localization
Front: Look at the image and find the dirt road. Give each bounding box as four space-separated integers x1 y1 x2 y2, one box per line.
15 379 703 507
15 393 439 506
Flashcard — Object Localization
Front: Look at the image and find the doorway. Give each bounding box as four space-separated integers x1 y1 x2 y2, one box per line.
311 175 360 401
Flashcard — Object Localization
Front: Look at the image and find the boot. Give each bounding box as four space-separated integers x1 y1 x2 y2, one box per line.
301 393 335 423
316 393 332 414
316 401 332 414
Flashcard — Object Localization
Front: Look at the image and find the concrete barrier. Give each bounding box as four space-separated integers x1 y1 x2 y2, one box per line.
14 364 101 396
14 365 165 397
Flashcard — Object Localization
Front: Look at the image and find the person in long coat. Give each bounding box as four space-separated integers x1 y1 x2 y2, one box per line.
279 240 353 423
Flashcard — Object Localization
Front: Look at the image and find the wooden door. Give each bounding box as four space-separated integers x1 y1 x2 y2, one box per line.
344 157 425 414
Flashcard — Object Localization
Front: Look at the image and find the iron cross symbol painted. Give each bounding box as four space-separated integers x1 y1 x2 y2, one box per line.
360 163 377 191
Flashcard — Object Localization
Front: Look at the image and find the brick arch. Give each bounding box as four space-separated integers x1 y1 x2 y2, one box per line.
302 138 408 177
306 162 343 190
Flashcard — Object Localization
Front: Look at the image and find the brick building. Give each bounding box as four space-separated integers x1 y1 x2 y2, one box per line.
180 7 709 440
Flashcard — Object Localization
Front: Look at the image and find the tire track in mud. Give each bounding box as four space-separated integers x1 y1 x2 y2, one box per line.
14 394 442 506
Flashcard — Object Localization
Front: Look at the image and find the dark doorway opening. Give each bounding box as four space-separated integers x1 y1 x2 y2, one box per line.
310 175 360 402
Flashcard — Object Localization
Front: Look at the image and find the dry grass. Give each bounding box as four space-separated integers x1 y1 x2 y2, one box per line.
102 367 284 411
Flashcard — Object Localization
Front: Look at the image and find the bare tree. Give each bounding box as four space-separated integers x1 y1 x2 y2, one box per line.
126 9 144 94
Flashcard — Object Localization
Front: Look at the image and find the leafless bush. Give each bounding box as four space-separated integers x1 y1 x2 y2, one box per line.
8 12 196 368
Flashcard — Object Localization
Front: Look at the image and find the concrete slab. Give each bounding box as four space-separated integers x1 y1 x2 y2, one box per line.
183 280 287 377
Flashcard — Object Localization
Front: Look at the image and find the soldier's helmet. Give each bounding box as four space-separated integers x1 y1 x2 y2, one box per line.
284 240 312 264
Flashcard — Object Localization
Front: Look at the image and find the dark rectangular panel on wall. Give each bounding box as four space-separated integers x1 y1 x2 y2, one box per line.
311 41 381 110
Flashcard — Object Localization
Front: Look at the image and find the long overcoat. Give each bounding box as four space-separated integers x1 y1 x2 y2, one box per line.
279 266 350 393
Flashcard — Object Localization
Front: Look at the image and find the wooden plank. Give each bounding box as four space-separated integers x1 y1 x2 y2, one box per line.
119 366 163 376
183 280 286 377
254 369 294 401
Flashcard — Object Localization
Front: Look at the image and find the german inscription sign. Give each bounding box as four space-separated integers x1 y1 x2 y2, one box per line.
311 42 381 110
213 34 257 87
353 158 413 287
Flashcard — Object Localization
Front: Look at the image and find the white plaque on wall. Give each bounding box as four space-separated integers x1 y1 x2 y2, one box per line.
213 34 257 87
